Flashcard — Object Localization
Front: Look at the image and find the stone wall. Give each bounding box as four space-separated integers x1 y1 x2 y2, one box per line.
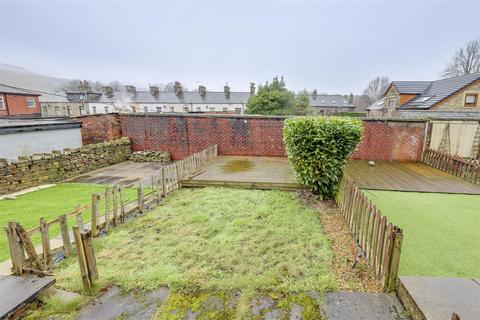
129 151 171 162
434 79 480 111
78 114 427 161
0 137 131 195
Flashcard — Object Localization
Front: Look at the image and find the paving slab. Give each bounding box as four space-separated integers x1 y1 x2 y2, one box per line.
78 285 169 320
326 292 408 320
399 276 480 320
0 275 55 319
68 161 170 187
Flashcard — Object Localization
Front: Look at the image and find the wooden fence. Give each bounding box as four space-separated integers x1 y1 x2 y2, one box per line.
4 144 218 277
336 175 403 292
422 148 479 184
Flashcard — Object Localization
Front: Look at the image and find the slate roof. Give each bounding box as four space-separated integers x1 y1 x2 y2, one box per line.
0 84 41 96
309 95 355 108
98 91 251 104
398 72 480 110
391 81 432 94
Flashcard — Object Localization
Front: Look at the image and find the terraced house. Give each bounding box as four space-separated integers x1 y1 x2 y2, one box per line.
367 72 480 118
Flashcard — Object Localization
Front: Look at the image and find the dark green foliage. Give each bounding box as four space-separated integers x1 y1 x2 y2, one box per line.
284 117 363 198
294 91 313 115
246 76 295 115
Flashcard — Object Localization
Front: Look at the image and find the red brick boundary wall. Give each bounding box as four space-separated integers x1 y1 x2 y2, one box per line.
352 119 426 161
78 114 426 161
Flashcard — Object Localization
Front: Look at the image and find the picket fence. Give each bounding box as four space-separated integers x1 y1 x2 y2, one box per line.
336 175 403 292
422 148 479 184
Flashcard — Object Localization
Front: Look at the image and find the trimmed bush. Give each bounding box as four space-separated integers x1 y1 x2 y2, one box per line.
284 116 363 198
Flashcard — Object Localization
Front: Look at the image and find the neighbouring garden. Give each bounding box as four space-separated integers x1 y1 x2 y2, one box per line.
0 183 140 262
365 190 480 278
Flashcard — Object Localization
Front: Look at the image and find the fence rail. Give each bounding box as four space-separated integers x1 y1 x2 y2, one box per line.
336 175 403 292
4 144 218 277
422 148 479 184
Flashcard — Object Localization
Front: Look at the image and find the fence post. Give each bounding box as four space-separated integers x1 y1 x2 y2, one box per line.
91 193 101 237
73 227 91 291
137 181 144 213
59 214 72 257
5 223 23 275
112 186 118 226
119 186 125 222
39 217 51 269
104 188 111 233
387 228 403 292
77 214 85 233
81 231 98 281
15 223 43 271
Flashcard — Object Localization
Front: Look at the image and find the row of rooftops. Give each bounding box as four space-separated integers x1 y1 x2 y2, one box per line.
0 82 355 108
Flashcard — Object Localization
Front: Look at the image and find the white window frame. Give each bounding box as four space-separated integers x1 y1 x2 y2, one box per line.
0 96 5 110
26 97 36 108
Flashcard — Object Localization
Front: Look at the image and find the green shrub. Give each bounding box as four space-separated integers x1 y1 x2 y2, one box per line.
283 116 363 198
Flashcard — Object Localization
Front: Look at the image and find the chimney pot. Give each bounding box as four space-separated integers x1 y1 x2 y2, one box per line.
250 83 256 96
125 85 136 94
224 84 230 97
199 85 206 96
103 86 114 97
313 89 318 99
149 85 159 95
174 81 183 95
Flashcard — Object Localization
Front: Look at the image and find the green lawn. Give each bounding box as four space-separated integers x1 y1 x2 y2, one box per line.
50 187 336 319
0 183 140 262
365 190 480 278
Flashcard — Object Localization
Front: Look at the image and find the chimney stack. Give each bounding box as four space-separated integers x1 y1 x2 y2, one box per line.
174 81 183 95
250 83 256 96
103 86 114 97
313 89 318 100
149 85 159 95
199 85 206 96
224 84 230 98
125 85 136 94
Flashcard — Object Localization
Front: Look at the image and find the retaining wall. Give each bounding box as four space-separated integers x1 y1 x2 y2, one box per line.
0 137 131 195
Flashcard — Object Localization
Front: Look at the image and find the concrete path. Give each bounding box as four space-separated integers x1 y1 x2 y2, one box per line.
326 292 409 320
398 276 480 320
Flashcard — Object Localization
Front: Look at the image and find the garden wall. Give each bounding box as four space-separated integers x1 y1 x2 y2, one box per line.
0 137 131 195
79 114 426 161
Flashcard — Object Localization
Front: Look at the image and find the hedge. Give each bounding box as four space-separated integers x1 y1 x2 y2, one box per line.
283 116 363 198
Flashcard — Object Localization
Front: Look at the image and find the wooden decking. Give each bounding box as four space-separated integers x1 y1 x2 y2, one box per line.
346 160 480 194
0 275 55 319
181 156 304 190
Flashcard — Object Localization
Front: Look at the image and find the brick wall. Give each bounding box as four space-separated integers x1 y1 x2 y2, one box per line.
77 114 122 144
79 114 426 161
352 119 426 161
0 94 41 116
0 138 131 195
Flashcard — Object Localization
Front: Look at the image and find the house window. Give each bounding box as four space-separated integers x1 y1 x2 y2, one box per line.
197 107 201 112
55 106 60 115
170 106 174 112
104 106 109 113
388 98 396 108
464 93 478 107
235 107 241 114
156 106 162 113
42 106 48 115
144 106 148 113
92 106 97 114
26 97 36 108
183 106 189 112
80 106 85 115
209 106 215 111
0 96 5 110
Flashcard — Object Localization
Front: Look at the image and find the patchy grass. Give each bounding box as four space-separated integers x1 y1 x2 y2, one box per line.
52 187 336 318
365 190 480 278
0 183 140 261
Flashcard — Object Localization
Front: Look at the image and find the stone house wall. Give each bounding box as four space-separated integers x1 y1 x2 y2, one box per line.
433 80 480 112
0 137 131 195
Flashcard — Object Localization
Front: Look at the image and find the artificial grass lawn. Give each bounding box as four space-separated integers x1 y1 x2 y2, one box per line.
365 190 480 278
0 183 140 262
52 187 336 318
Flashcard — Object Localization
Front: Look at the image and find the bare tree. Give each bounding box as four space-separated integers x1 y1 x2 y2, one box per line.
441 39 480 78
353 94 372 111
363 76 390 102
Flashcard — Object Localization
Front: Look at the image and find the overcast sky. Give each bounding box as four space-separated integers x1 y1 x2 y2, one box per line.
1 1 479 94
